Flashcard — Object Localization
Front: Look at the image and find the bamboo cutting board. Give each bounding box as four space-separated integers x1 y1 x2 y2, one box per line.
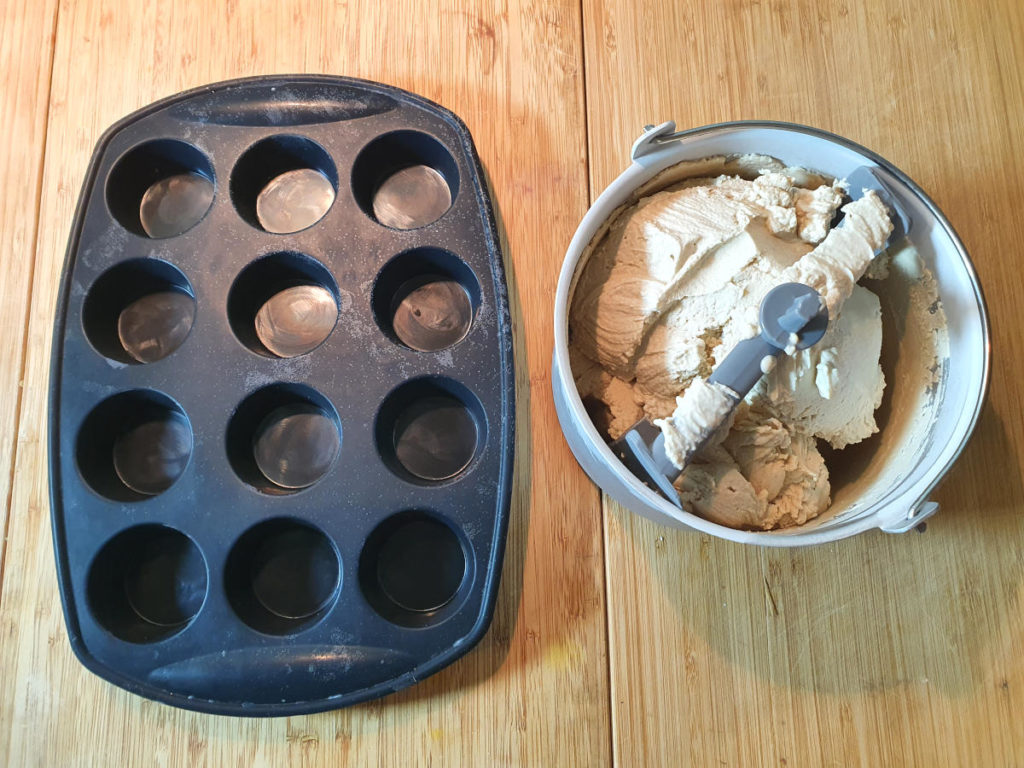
1 0 1023 765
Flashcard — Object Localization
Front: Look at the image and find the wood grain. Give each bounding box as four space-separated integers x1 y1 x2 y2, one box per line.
0 0 607 766
4 0 1024 765
582 0 1024 765
0 0 58 592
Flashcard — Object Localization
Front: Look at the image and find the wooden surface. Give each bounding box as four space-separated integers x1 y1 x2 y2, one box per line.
0 0 1021 765
585 1 1024 765
0 0 58 592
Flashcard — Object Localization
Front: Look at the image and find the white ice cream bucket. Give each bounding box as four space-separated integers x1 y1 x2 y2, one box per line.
552 121 990 546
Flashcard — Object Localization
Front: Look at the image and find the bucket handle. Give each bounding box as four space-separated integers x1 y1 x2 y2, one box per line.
879 500 939 534
631 121 685 161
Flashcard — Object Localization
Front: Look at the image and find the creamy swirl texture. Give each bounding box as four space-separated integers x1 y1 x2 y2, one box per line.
570 157 895 530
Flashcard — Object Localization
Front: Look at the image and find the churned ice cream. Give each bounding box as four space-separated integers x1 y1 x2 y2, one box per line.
568 155 924 530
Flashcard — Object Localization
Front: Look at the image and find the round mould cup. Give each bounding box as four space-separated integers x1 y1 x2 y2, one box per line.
552 121 991 546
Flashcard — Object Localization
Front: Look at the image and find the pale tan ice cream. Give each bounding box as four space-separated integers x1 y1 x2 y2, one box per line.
568 156 916 530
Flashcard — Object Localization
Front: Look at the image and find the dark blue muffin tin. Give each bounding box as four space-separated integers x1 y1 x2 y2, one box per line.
49 76 514 716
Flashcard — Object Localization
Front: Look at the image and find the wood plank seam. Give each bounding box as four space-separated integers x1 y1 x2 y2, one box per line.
0 0 61 601
574 2 617 766
578 0 593 207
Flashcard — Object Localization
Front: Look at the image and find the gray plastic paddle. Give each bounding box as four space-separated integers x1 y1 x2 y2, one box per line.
839 165 912 246
610 282 828 507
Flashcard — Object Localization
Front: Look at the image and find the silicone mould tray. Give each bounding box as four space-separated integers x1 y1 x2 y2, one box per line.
48 75 514 716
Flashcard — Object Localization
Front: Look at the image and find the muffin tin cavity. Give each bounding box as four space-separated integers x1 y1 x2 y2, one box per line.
230 135 338 233
359 511 469 628
372 248 480 351
225 518 340 635
106 139 215 238
87 524 207 643
227 383 341 493
376 377 485 484
83 258 196 364
227 251 339 358
76 390 192 501
352 131 459 230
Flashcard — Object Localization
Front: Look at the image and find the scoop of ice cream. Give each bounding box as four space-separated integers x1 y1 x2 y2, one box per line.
571 347 643 438
676 405 830 530
794 183 845 243
752 283 885 448
569 173 845 383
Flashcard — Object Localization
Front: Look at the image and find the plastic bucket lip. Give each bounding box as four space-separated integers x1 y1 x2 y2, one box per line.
552 120 991 546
